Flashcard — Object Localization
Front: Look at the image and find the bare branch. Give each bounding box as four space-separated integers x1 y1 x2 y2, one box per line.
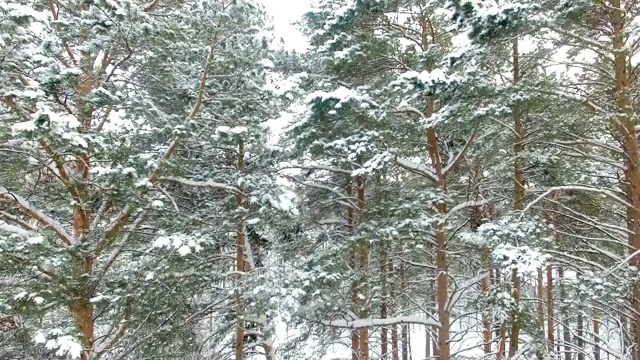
322 316 441 328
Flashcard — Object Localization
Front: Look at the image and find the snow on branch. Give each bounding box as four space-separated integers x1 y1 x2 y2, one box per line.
299 181 358 209
322 316 440 328
0 210 36 232
243 228 256 271
395 106 429 123
446 200 489 218
281 164 353 175
0 222 32 237
533 88 605 114
603 248 640 278
447 272 488 312
158 177 244 195
391 154 438 183
547 24 611 55
0 186 74 246
520 185 634 220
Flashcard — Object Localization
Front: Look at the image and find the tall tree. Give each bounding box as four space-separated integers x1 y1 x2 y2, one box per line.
0 0 290 358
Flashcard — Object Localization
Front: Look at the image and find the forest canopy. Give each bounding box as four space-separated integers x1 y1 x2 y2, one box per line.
1 0 639 359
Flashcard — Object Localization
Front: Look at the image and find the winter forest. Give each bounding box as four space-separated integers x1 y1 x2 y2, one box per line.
4 0 640 359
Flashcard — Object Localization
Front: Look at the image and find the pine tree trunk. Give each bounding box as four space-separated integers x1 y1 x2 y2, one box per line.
381 241 389 360
381 304 388 359
593 308 601 360
348 181 360 360
497 324 506 360
481 265 492 355
347 161 370 360
70 51 97 360
424 279 434 358
479 232 493 354
429 131 451 360
508 36 523 360
547 263 555 350
563 323 571 360
392 322 399 360
432 278 439 359
422 82 451 360
72 293 94 360
408 327 413 360
558 265 571 360
72 214 95 359
495 270 505 360
401 323 408 360
390 262 399 360
577 311 585 360
344 179 362 360
414 14 454 360
468 160 492 356
235 139 246 360
611 2 640 359
401 264 408 360
356 166 369 360
264 342 274 360
351 324 361 358
537 269 544 326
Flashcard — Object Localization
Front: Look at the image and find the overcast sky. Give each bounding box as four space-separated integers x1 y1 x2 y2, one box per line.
261 0 310 51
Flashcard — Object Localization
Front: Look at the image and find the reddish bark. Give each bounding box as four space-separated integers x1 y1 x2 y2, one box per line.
546 263 555 348
235 139 246 360
356 169 369 360
611 2 640 358
381 241 389 360
417 14 453 359
509 37 523 359
481 254 492 355
537 269 544 325
390 262 399 360
470 162 493 356
496 324 506 360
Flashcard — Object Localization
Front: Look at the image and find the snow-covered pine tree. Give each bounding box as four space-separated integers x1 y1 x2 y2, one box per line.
451 0 640 357
281 1 525 359
0 0 294 358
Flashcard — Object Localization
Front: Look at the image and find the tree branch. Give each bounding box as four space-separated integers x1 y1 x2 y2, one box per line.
0 187 74 246
158 176 244 195
321 316 441 328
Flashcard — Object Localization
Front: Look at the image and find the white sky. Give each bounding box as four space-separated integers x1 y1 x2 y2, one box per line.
261 0 310 52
